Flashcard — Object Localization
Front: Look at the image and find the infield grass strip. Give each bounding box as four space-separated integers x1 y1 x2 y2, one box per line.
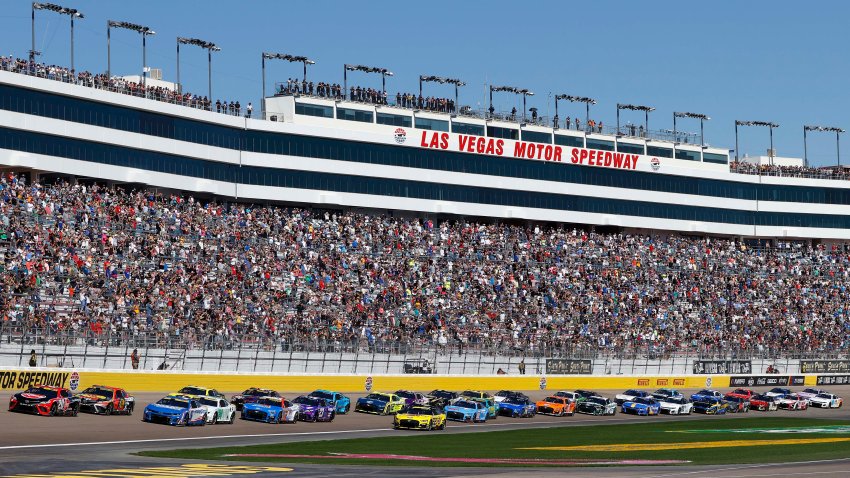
140 417 850 467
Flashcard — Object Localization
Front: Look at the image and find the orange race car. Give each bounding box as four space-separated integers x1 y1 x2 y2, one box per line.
535 395 575 416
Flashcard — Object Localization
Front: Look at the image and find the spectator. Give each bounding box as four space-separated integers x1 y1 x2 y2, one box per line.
131 348 139 369
28 349 37 367
518 359 526 375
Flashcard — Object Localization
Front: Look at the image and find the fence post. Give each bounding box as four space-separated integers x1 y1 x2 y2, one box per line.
270 340 277 372
102 330 110 368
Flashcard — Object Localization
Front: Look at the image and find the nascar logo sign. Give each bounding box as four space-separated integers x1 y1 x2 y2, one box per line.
365 376 373 391
69 371 80 391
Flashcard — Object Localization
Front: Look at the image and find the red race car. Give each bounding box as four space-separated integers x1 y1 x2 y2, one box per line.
725 388 756 400
9 385 79 416
77 385 135 415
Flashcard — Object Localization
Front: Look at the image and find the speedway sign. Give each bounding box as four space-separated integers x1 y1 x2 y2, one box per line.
0 370 76 390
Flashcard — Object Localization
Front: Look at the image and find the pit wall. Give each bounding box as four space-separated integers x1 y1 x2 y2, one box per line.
1 367 822 393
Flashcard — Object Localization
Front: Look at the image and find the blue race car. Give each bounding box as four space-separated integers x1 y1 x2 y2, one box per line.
497 396 536 418
444 399 489 423
142 396 207 426
309 390 351 414
292 395 336 422
621 396 661 416
690 389 723 402
692 397 729 415
241 396 298 423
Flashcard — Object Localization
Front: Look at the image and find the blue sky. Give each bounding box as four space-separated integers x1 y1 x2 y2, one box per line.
3 0 848 166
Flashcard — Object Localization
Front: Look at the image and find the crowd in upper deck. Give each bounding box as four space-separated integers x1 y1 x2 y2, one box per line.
1 172 848 357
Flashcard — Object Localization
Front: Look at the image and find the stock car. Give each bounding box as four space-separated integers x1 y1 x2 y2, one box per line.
809 393 843 409
393 406 447 430
615 390 650 405
494 390 529 404
651 388 683 400
230 388 281 411
621 396 660 416
460 390 492 400
725 396 751 413
725 388 756 400
241 396 298 423
9 385 80 416
168 386 225 400
692 397 729 415
574 390 598 403
309 390 351 414
797 388 828 401
536 396 575 416
395 390 429 407
77 385 134 415
497 396 536 418
470 397 499 419
426 390 459 408
197 396 236 424
576 396 617 416
749 393 781 411
778 393 809 411
142 396 207 426
657 395 693 415
765 387 793 398
691 389 724 402
292 395 336 422
355 392 406 415
445 399 489 422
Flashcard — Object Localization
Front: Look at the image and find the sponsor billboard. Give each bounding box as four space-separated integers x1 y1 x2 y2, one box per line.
693 360 752 375
801 361 850 374
0 370 74 390
545 359 593 375
729 375 805 387
816 375 850 386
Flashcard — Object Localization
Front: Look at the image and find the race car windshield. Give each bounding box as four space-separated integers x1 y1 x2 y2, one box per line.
732 389 748 394
430 390 453 399
544 397 562 403
623 389 640 396
178 387 208 396
294 396 321 406
454 401 477 409
769 388 786 393
197 397 219 406
364 394 388 401
23 387 57 399
816 393 832 399
665 397 686 404
396 391 415 399
587 397 606 405
633 397 653 405
504 397 525 405
496 390 512 397
82 387 112 398
310 391 334 399
404 408 432 415
751 394 768 401
461 391 479 397
257 397 281 406
696 390 712 395
158 398 189 408
244 389 269 397
803 389 819 394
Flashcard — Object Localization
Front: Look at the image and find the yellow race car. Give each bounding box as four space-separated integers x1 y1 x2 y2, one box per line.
393 406 447 430
354 392 407 415
168 385 226 400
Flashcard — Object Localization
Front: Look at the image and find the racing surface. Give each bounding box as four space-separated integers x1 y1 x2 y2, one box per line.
2 387 850 477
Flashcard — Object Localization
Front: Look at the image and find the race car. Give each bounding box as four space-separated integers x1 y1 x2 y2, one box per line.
615 389 650 405
574 390 598 403
444 399 489 422
554 390 580 402
725 396 751 413
749 393 781 411
651 388 683 401
692 397 729 415
778 393 809 411
393 406 447 430
241 396 298 423
809 393 843 409
658 395 693 415
168 386 225 400
576 396 617 416
9 385 80 416
76 385 134 415
426 390 459 408
765 387 793 398
621 396 660 415
494 390 529 403
797 388 827 402
395 390 429 407
536 396 575 416
354 392 406 415
690 389 724 402
292 395 336 422
497 396 536 418
309 390 351 414
460 390 492 400
725 388 756 400
230 388 280 411
197 396 236 424
142 396 207 426
470 396 499 419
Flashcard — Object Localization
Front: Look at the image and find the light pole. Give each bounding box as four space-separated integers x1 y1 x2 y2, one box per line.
32 3 84 72
419 75 465 112
107 20 155 86
617 103 655 137
343 64 393 101
554 94 596 129
803 125 845 168
673 111 710 146
489 85 534 122
177 37 219 99
735 120 779 166
261 53 315 116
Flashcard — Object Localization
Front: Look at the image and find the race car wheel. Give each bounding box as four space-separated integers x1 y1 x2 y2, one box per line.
127 404 134 415
49 403 57 417
273 412 281 424
329 412 335 422
71 404 79 417
229 412 235 423
426 422 432 431
212 413 218 425
105 404 113 416
201 413 208 424
344 404 350 413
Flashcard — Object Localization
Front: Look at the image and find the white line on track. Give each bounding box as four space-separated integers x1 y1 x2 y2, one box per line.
639 457 850 478
0 416 624 451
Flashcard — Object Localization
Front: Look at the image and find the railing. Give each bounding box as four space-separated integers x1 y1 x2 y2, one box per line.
730 164 850 181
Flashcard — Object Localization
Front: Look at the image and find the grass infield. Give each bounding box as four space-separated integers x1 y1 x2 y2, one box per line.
140 417 850 467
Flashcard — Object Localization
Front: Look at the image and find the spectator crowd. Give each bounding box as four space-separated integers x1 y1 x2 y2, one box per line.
730 161 850 180
1 172 849 358
395 92 456 113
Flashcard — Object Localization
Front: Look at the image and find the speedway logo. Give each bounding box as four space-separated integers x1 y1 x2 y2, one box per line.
0 371 71 390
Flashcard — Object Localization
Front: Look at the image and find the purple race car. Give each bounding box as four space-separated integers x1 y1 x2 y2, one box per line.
395 390 429 407
292 395 335 422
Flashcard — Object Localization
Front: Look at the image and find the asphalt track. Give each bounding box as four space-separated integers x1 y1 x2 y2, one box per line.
1 387 850 477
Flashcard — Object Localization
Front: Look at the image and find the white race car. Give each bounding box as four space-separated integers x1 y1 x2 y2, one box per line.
808 393 843 409
197 396 237 424
615 389 649 405
658 396 693 415
765 387 792 398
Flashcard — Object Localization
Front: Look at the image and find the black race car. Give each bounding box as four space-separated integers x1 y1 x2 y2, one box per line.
576 396 617 416
426 390 459 408
230 388 281 411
